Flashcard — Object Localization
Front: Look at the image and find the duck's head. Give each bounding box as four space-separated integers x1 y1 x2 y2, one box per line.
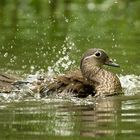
80 48 119 69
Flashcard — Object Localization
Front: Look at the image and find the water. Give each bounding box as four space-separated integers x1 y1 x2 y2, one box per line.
0 94 140 140
0 75 140 140
0 0 140 140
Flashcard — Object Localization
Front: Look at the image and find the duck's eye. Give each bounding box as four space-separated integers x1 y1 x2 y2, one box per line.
95 51 101 57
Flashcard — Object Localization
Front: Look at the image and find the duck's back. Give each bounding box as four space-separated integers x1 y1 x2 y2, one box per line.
40 70 95 97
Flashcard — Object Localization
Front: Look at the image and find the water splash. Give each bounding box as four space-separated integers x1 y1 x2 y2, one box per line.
0 74 140 103
47 37 76 74
120 75 140 95
0 33 140 103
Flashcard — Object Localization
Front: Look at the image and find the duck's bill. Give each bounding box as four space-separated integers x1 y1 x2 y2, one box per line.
105 59 120 67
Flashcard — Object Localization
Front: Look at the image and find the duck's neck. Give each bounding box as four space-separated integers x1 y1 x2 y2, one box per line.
80 60 122 96
80 60 102 83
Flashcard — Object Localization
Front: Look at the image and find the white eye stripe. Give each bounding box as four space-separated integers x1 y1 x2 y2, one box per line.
84 54 96 60
84 51 102 60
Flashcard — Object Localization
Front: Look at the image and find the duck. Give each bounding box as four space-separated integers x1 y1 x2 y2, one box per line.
40 48 122 97
0 48 122 98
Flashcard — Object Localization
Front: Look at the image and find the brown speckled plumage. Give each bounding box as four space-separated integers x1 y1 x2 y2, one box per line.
40 70 95 97
40 48 122 97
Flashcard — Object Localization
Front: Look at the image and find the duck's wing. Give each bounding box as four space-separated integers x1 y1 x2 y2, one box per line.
40 70 95 98
0 73 19 93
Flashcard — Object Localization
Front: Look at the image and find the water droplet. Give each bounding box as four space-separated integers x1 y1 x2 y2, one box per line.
4 52 8 57
43 32 47 36
125 60 129 63
22 65 27 69
87 2 95 11
48 0 51 4
65 18 69 23
2 46 5 49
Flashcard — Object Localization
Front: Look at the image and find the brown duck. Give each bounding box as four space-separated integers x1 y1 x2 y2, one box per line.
0 48 122 97
40 48 122 97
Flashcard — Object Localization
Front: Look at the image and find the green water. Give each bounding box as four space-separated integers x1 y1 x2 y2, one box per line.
0 0 140 74
0 96 140 140
0 0 140 140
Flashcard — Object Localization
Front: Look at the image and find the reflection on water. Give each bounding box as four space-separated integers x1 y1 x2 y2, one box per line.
0 96 140 140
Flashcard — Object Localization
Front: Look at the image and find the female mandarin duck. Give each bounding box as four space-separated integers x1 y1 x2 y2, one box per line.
40 48 122 97
0 48 122 97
